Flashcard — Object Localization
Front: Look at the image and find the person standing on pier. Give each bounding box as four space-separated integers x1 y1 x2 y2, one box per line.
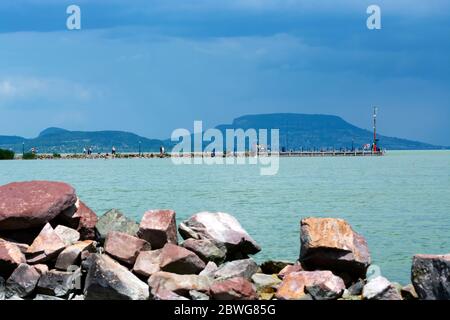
112 146 116 157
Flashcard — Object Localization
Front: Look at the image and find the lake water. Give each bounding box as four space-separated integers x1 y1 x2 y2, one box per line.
1 150 449 285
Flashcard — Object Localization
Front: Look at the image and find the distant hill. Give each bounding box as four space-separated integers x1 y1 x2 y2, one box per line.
216 114 444 151
0 113 446 153
0 128 167 153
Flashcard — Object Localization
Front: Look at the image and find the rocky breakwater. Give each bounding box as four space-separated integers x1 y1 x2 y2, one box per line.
1 180 449 300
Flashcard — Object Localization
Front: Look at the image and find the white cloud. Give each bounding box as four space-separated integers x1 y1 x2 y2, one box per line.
0 75 95 107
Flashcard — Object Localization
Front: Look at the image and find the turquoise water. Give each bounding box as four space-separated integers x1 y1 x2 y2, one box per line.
1 151 449 285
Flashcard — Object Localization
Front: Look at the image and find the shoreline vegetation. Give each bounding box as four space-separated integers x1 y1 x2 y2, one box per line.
1 180 449 301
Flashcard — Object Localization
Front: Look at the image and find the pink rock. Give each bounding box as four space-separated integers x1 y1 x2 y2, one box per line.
133 250 161 278
26 223 66 264
152 288 190 300
0 240 26 277
278 263 304 279
275 271 345 300
0 181 77 230
105 231 150 265
148 271 211 296
32 264 49 275
137 210 178 249
55 240 96 271
178 212 261 258
210 277 257 300
159 243 206 275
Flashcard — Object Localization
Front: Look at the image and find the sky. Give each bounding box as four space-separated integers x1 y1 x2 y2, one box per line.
0 0 449 145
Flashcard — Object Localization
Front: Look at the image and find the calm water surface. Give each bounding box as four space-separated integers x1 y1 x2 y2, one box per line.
1 150 449 284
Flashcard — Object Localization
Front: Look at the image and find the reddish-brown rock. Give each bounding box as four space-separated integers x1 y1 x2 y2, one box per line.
159 243 206 275
105 231 150 265
178 212 261 259
137 210 178 249
55 240 96 271
26 223 66 264
133 249 161 278
0 181 77 230
300 217 370 280
56 200 98 240
5 263 41 298
210 277 257 300
275 271 345 300
0 240 26 277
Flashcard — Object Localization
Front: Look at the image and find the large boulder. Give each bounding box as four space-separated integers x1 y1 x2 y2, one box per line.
5 263 41 298
96 209 139 243
57 200 98 240
137 209 178 249
411 254 450 300
84 254 149 300
214 259 259 280
104 231 150 265
275 271 345 300
181 238 226 265
210 277 257 300
179 212 261 259
300 217 370 281
133 250 161 278
55 240 96 271
159 243 205 274
0 240 26 277
0 181 77 230
26 223 66 264
362 276 402 300
148 271 211 297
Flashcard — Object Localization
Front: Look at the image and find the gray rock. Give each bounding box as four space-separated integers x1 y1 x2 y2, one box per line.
411 254 450 300
347 279 365 296
54 225 80 246
0 276 5 300
84 254 149 300
96 209 139 243
362 276 402 300
5 263 41 298
34 294 65 300
189 290 210 300
214 259 259 280
181 238 226 265
251 273 281 292
37 269 79 297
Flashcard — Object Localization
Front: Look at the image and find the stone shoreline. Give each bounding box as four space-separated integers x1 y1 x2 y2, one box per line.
0 180 449 300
